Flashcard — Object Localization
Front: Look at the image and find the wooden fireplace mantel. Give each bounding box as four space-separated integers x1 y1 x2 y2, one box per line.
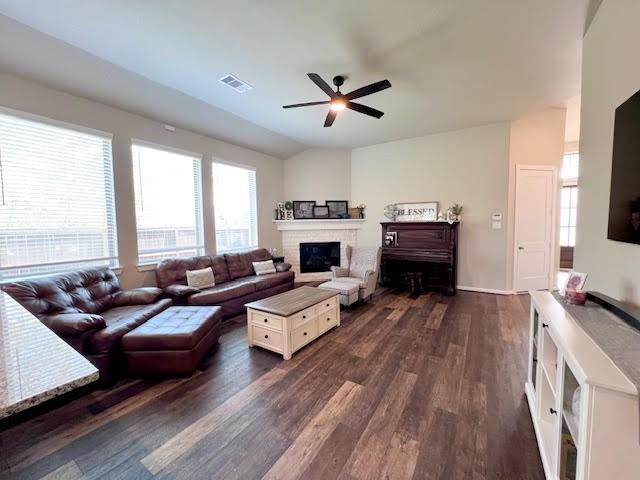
273 219 365 231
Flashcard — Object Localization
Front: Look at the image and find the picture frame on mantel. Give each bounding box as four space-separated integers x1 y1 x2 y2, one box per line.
313 205 330 218
394 201 439 222
326 200 349 219
292 201 316 219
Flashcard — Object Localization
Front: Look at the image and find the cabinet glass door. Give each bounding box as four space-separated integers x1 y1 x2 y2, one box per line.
531 309 540 392
559 360 580 480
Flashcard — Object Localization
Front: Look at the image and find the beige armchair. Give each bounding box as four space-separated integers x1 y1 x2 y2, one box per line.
330 245 382 301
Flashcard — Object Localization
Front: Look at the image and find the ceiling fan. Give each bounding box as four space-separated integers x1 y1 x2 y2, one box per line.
283 73 391 127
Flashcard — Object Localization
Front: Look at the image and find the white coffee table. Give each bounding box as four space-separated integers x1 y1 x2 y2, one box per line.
245 286 340 359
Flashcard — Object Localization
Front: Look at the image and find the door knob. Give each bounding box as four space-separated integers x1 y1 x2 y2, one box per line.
518 246 525 250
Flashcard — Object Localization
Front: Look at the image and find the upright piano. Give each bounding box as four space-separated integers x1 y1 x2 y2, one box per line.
380 221 458 295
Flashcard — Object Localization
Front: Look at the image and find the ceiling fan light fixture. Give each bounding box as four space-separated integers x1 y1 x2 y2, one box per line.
329 100 346 112
283 74 391 127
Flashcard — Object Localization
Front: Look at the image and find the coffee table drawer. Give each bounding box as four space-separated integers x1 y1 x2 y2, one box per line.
291 306 317 329
250 311 283 331
291 320 318 351
318 308 339 335
251 324 283 352
317 295 339 314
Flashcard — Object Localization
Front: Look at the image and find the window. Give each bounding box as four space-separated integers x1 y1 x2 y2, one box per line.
561 152 579 180
0 110 117 281
132 143 203 264
560 186 578 247
213 162 258 253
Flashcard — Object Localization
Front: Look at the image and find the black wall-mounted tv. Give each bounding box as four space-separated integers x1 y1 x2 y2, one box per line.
607 89 640 244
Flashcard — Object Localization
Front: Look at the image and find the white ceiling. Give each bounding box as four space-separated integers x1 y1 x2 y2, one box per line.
0 0 588 158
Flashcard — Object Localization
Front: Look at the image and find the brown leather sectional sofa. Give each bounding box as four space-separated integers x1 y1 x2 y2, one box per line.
2 248 292 384
155 248 294 318
2 268 172 383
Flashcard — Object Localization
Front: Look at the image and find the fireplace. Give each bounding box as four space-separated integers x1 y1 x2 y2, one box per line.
300 242 340 273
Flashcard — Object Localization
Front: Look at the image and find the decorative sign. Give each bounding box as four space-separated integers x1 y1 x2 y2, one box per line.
394 202 439 222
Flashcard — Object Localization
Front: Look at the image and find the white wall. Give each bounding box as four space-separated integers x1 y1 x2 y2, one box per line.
506 108 566 289
574 0 640 302
351 124 512 291
509 108 567 167
282 109 568 292
0 73 284 288
284 148 351 203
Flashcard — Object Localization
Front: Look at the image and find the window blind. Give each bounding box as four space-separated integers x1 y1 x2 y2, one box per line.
0 111 117 281
213 162 258 253
132 143 204 264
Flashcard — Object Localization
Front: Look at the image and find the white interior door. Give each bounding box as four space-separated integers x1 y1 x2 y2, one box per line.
514 166 556 292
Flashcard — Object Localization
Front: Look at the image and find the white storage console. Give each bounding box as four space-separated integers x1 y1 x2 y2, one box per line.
526 291 640 479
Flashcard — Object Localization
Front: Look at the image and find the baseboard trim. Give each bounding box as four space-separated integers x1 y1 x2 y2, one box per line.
457 286 515 295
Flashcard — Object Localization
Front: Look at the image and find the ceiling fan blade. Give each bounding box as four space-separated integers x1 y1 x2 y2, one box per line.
345 79 391 100
324 110 337 127
283 101 330 109
307 73 336 98
347 102 384 119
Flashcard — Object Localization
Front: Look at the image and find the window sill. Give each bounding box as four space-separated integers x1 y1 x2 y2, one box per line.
136 263 158 272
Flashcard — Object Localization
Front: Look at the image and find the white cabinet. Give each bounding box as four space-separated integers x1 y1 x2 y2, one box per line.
526 292 640 479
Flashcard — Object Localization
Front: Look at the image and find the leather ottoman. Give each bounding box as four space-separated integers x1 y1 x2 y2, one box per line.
121 306 222 376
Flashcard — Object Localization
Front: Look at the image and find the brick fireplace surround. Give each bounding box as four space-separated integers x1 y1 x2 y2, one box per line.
274 219 365 282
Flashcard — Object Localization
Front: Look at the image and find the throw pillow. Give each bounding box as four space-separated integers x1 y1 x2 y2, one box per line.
252 260 276 276
186 267 215 289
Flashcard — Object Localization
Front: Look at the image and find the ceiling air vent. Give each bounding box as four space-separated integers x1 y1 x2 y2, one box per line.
219 74 253 93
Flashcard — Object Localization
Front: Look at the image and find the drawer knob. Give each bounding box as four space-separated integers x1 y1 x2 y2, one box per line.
303 315 306 319
264 334 269 339
263 318 268 323
303 332 307 336
549 408 557 415
327 317 330 321
326 303 330 307
542 323 549 328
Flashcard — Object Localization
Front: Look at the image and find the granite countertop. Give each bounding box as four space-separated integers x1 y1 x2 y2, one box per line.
0 291 99 419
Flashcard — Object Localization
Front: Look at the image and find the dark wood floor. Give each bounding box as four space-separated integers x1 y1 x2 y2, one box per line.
0 289 544 480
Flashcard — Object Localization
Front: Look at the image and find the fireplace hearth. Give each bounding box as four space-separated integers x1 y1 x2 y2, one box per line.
300 242 340 273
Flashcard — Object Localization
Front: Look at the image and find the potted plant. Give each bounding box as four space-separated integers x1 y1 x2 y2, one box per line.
449 203 463 222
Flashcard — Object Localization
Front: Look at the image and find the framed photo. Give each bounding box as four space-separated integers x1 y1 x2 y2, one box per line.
292 201 316 219
384 231 398 247
561 271 588 296
313 205 330 218
326 200 349 219
394 201 439 222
